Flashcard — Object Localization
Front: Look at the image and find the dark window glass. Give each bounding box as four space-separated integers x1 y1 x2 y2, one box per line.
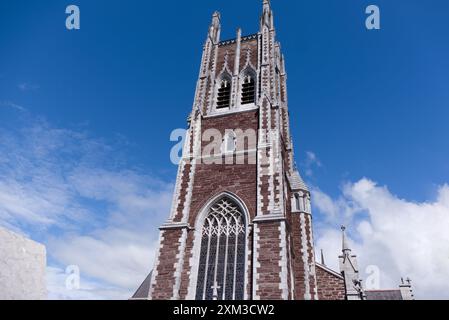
217 80 231 109
241 75 255 105
195 233 210 300
196 197 246 300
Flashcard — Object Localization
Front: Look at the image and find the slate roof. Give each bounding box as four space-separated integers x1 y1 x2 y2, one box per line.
131 271 152 300
365 290 403 300
288 170 309 191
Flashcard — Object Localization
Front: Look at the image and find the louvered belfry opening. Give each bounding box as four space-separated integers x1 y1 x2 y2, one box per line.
217 79 231 109
195 197 246 301
241 75 255 105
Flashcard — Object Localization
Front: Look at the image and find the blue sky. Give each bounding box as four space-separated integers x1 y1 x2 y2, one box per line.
1 0 449 299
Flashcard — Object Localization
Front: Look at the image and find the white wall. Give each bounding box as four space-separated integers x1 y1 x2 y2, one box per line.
0 227 47 300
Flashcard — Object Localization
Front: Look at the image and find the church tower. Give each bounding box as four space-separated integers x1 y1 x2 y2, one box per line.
148 0 318 300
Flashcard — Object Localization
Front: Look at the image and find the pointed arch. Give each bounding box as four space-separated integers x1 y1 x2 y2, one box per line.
215 72 232 110
239 67 257 105
222 130 237 154
188 192 250 300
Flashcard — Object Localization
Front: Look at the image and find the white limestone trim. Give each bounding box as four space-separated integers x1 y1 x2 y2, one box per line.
241 49 258 77
252 214 286 223
306 213 319 299
205 105 259 118
181 116 202 224
399 284 415 300
172 228 188 300
273 108 285 214
291 192 312 215
256 101 266 217
256 143 263 217
258 139 273 149
291 195 300 213
256 24 273 215
233 30 242 76
244 224 253 300
288 236 295 299
168 116 195 222
186 192 250 300
257 114 276 217
258 28 275 216
261 27 270 68
267 142 275 212
299 212 312 300
200 40 211 78
148 230 164 300
168 154 189 221
211 68 233 115
218 51 233 78
252 223 261 300
235 66 258 110
230 29 241 109
194 47 208 109
279 221 289 300
186 226 203 300
160 222 191 230
195 40 212 110
206 43 220 114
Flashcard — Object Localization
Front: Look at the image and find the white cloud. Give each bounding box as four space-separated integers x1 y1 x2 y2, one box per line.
48 168 172 291
303 151 322 177
0 116 173 299
49 231 157 291
313 178 449 299
306 151 322 167
312 187 359 223
18 83 39 92
0 101 25 111
46 266 131 300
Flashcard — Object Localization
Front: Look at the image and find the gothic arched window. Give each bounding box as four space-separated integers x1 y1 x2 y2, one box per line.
195 197 246 300
241 74 256 105
216 79 231 109
295 193 301 212
222 131 236 154
294 191 311 214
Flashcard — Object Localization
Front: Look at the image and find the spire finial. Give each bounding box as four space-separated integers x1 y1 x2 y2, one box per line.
208 11 221 43
341 225 351 253
211 11 221 27
400 277 413 286
260 0 274 30
320 249 326 266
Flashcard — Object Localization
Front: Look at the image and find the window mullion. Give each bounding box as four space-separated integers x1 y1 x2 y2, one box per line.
232 225 239 300
222 221 230 300
202 226 212 300
196 198 246 301
212 219 222 298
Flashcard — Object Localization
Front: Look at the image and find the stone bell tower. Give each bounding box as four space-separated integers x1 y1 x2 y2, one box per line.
148 0 318 300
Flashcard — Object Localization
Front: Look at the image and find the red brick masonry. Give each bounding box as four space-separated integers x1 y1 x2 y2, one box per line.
316 263 346 300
